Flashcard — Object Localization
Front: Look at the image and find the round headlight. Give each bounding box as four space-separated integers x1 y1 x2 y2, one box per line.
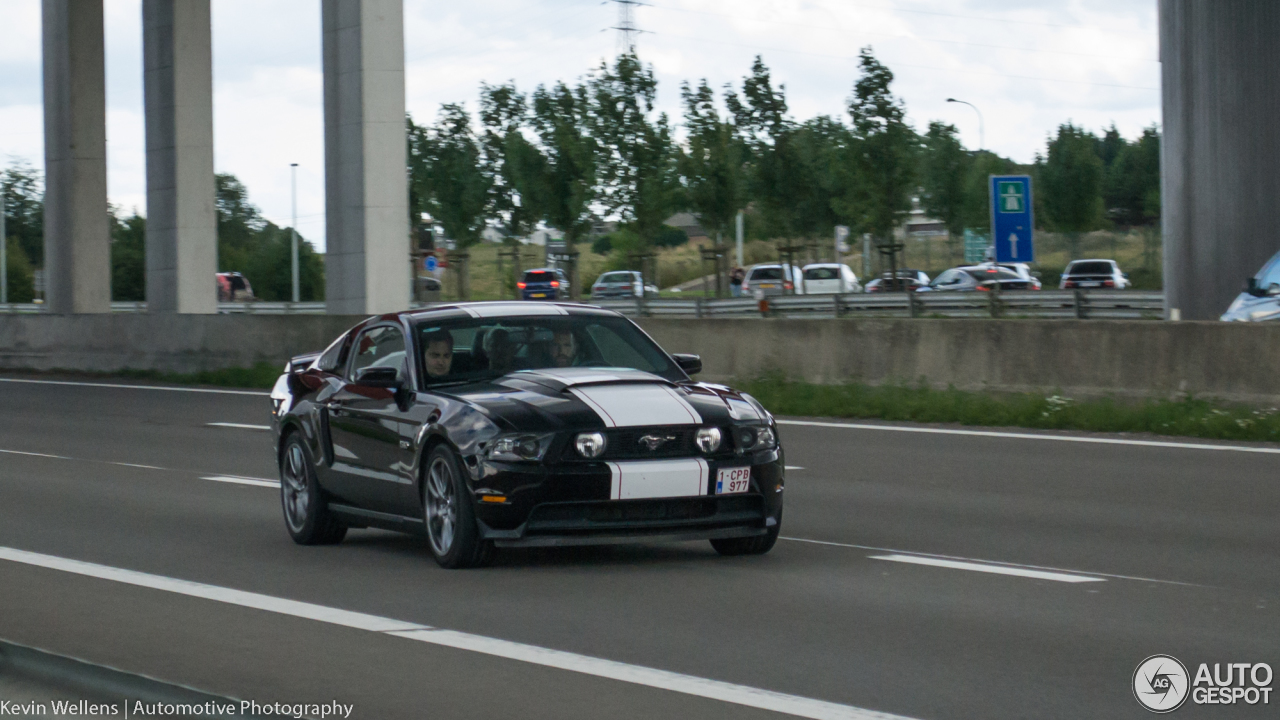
695 426 722 454
575 431 607 458
756 426 776 449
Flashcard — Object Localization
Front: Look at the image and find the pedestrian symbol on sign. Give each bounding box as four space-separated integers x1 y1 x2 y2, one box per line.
998 181 1025 213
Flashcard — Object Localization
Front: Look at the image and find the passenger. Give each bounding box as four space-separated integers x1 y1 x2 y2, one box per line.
423 329 454 379
550 329 578 368
485 328 517 375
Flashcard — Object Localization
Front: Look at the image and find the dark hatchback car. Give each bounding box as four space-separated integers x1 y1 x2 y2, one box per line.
270 303 785 568
518 268 569 300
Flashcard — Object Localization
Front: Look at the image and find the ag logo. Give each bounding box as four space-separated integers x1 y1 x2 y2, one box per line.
1134 655 1190 713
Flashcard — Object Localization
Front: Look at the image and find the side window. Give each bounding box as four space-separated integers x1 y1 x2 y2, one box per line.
349 326 407 380
316 332 351 373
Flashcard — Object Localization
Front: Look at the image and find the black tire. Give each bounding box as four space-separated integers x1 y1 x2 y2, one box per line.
279 432 347 545
711 516 780 556
423 444 493 569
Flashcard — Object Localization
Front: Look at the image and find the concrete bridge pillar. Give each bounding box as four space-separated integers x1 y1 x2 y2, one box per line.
42 0 110 313
322 0 410 315
1160 0 1280 319
143 0 217 314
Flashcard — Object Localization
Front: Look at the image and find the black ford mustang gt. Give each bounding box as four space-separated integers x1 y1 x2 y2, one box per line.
269 302 784 568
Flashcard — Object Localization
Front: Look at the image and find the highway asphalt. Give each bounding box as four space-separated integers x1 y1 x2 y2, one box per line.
0 376 1276 719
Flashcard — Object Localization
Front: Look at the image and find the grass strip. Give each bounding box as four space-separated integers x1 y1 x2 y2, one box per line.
739 374 1280 444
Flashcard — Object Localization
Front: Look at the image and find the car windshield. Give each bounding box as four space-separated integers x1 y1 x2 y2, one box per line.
1067 261 1114 275
414 315 681 385
524 271 556 283
750 267 784 281
804 267 840 280
600 273 634 283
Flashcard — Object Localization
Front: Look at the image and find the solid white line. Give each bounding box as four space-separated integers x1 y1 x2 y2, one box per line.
780 537 1197 586
785 466 804 470
109 462 167 471
200 475 280 488
0 546 919 720
778 419 1280 455
0 449 71 460
0 377 270 397
207 422 271 431
870 554 1104 583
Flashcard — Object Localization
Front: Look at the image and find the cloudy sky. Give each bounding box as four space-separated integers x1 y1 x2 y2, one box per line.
0 0 1158 250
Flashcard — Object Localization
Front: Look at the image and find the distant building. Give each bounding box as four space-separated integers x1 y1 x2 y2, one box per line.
663 212 708 241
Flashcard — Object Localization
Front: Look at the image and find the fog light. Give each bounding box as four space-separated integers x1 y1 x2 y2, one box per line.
735 427 756 449
575 431 606 458
695 426 722 454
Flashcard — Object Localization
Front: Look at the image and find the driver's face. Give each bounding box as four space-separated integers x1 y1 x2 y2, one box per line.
425 341 453 377
551 332 576 367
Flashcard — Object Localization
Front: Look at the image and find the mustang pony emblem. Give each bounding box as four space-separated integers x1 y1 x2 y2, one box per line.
638 434 677 451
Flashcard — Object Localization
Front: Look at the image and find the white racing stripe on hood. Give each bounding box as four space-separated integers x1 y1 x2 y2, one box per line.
460 303 568 318
570 384 703 427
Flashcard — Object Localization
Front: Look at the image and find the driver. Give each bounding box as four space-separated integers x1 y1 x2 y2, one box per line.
550 328 578 368
423 329 454 379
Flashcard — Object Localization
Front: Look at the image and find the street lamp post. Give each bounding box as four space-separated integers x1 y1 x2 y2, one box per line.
946 98 984 151
290 163 299 303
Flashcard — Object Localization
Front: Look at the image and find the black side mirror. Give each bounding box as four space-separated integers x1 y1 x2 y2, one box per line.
355 366 402 389
672 353 702 376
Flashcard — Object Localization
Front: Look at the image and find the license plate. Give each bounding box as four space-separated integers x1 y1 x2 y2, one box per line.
758 283 776 289
1079 281 1099 288
715 467 751 494
531 293 547 298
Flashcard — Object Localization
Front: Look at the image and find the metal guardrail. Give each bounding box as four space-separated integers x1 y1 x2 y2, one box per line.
0 291 1165 320
591 290 1165 320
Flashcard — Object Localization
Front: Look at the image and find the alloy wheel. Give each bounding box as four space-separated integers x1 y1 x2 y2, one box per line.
282 443 310 533
425 456 457 556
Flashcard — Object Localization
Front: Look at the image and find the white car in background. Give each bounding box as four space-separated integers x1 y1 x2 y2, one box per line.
801 263 861 294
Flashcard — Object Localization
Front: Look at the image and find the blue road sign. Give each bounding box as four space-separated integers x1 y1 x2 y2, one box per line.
989 175 1034 263
425 255 438 272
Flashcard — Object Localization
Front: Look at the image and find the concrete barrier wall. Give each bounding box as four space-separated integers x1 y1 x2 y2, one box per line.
2 313 1278 404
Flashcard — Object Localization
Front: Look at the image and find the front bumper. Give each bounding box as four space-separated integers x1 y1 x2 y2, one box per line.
471 450 785 546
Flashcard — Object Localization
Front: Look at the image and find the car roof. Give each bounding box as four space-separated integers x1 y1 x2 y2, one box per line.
400 301 622 325
1066 259 1115 266
802 263 846 268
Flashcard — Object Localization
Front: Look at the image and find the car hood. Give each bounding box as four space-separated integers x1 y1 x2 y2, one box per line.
1221 293 1280 322
437 367 766 432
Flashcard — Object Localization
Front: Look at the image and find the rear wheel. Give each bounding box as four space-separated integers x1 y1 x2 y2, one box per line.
423 445 493 569
711 515 780 556
280 433 347 545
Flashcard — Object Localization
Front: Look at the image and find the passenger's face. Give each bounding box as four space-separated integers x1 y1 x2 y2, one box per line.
425 341 453 377
551 332 576 367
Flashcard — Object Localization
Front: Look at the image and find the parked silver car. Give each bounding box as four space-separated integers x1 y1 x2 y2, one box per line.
801 263 861 294
743 264 804 296
590 271 654 299
1059 259 1130 289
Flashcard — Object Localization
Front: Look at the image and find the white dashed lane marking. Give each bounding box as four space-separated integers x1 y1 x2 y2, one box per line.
207 422 272 431
200 475 280 488
0 547 921 720
868 554 1105 584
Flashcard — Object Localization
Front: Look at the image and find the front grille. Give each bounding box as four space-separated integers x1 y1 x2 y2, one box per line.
524 495 764 535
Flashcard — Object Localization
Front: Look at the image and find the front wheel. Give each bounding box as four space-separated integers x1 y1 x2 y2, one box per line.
279 433 347 545
423 445 493 569
711 516 780 556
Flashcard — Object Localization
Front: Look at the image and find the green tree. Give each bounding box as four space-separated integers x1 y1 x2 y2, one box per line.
214 173 324 301
3 237 35 303
838 47 917 267
680 79 745 243
1039 122 1106 235
1 162 45 268
530 80 597 247
586 53 681 244
409 104 491 248
1105 125 1160 227
725 56 804 240
919 121 970 236
789 116 848 244
110 210 146 301
959 151 1018 233
478 82 546 238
